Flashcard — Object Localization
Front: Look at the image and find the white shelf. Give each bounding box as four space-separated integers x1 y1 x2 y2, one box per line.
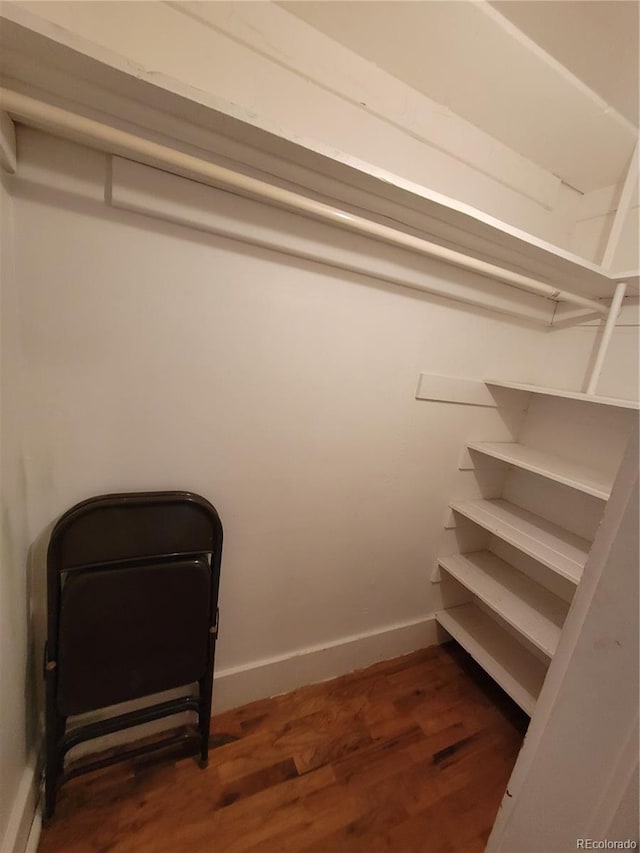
439 551 569 657
466 441 612 500
1 8 635 312
485 379 640 411
436 604 547 715
450 498 589 584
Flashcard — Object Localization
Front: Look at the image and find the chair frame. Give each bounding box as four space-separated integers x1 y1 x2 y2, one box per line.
44 491 223 820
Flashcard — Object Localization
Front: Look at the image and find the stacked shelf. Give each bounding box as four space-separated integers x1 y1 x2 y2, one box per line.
465 441 612 500
439 551 569 658
484 379 640 411
435 379 634 715
448 498 589 584
436 605 547 716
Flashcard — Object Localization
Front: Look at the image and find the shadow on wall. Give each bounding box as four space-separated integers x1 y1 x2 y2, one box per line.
26 521 52 769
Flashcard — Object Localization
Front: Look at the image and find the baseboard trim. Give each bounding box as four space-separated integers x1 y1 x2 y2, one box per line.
22 812 41 853
0 754 41 853
212 615 439 712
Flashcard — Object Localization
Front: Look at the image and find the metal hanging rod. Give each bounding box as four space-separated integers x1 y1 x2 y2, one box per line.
0 88 610 316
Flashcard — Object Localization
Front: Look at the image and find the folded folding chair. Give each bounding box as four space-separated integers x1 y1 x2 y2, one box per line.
44 491 223 819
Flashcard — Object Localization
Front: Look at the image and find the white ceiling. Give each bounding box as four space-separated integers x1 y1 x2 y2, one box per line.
279 0 639 194
491 1 639 127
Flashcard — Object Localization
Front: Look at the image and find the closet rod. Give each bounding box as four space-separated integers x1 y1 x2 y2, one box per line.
0 88 609 316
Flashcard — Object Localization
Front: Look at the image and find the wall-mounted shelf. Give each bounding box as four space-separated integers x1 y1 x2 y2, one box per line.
485 379 640 411
466 441 612 500
450 498 589 584
436 604 547 715
0 7 635 327
439 551 569 658
437 383 631 720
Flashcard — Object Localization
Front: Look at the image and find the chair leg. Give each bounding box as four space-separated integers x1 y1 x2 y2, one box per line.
44 760 57 822
198 635 216 768
44 702 65 821
198 677 212 768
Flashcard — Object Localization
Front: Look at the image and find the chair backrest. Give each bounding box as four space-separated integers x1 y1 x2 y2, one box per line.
47 491 223 715
48 491 221 572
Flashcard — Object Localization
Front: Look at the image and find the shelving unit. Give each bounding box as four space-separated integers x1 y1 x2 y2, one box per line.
436 380 638 716
466 441 612 500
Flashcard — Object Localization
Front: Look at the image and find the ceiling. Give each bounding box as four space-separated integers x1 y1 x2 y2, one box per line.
279 0 639 194
491 1 638 126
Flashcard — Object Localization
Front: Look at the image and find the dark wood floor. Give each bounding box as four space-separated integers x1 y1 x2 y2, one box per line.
38 642 528 853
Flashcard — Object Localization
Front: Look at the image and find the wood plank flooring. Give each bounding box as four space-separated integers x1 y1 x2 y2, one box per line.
38 642 528 853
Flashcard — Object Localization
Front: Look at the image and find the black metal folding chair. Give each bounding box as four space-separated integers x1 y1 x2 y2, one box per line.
44 491 223 820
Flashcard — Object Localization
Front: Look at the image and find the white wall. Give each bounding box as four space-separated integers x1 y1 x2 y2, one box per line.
9 127 557 709
0 172 38 853
569 181 639 271
535 298 639 402
1 125 636 853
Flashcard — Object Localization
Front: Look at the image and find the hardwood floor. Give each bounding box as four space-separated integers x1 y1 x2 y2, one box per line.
38 642 528 853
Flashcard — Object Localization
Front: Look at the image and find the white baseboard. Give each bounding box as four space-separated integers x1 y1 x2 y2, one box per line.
0 754 41 853
22 812 41 853
212 614 439 712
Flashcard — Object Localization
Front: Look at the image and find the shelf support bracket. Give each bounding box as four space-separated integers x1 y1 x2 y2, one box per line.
584 281 627 396
601 142 638 270
0 111 16 174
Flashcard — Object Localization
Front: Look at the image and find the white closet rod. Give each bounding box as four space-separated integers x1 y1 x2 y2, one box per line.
0 88 609 316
